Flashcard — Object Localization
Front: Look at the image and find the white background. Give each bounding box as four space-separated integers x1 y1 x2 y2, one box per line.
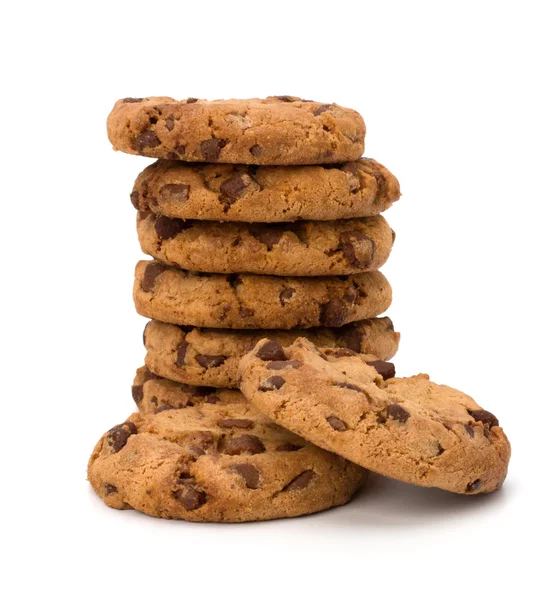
2 1 546 598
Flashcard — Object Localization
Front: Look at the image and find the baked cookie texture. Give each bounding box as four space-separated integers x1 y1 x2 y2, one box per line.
87 403 365 522
137 211 394 276
107 96 365 165
130 158 400 222
143 318 400 388
131 366 246 413
239 338 511 495
134 261 392 329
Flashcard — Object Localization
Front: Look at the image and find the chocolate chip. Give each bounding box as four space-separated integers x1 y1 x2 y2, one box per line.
386 404 410 423
250 144 264 157
340 231 376 269
251 228 283 250
468 409 499 428
366 360 396 380
279 288 295 306
464 424 475 438
275 95 298 102
239 306 254 318
259 376 286 391
231 464 261 489
122 97 144 103
384 317 395 331
141 262 168 292
276 443 303 452
256 340 287 361
326 416 348 431
325 348 358 358
179 384 215 397
335 382 365 394
160 183 190 203
342 289 358 303
466 479 482 493
174 487 206 510
175 341 190 367
165 117 175 131
155 405 176 413
218 418 254 430
313 104 331 116
142 367 161 382
200 138 226 160
130 191 140 209
339 324 363 352
205 394 221 404
175 145 186 155
106 422 137 453
341 163 361 192
103 483 118 495
135 130 161 152
391 229 396 244
154 215 188 240
267 360 302 370
231 237 242 247
186 97 198 104
283 470 315 491
436 443 445 456
131 385 144 405
195 355 227 368
165 152 178 160
220 174 256 200
320 298 348 327
223 435 265 455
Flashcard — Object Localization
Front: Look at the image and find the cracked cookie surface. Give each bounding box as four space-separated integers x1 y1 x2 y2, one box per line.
107 96 365 165
88 400 364 522
134 260 392 329
143 318 399 388
137 211 394 276
130 158 399 222
238 338 511 494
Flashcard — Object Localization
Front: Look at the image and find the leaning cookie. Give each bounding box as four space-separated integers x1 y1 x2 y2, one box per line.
134 261 392 330
142 318 400 388
131 159 400 222
238 338 511 495
107 96 365 165
88 404 365 522
137 212 394 276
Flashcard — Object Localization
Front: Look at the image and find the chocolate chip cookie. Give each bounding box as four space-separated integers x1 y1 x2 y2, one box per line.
134 261 392 329
137 212 394 276
239 338 511 494
143 318 399 388
132 365 246 413
107 96 365 165
131 158 399 222
88 403 365 522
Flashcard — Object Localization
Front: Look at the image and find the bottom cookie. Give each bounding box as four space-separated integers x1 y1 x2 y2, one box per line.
88 390 365 522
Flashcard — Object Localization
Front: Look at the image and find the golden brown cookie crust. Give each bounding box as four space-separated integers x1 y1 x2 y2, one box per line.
107 96 365 165
143 318 399 388
137 211 394 276
134 260 392 329
239 338 511 495
130 158 400 222
88 404 364 522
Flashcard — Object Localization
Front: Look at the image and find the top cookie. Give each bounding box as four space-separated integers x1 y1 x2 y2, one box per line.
107 96 365 165
239 338 511 495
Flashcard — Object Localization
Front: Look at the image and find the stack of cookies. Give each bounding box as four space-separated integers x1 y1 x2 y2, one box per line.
88 96 510 522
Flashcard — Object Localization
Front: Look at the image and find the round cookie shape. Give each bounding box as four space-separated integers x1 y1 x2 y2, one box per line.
130 158 400 222
133 260 392 330
132 366 246 413
238 338 511 495
137 212 394 276
107 96 365 165
88 404 365 522
143 318 400 389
